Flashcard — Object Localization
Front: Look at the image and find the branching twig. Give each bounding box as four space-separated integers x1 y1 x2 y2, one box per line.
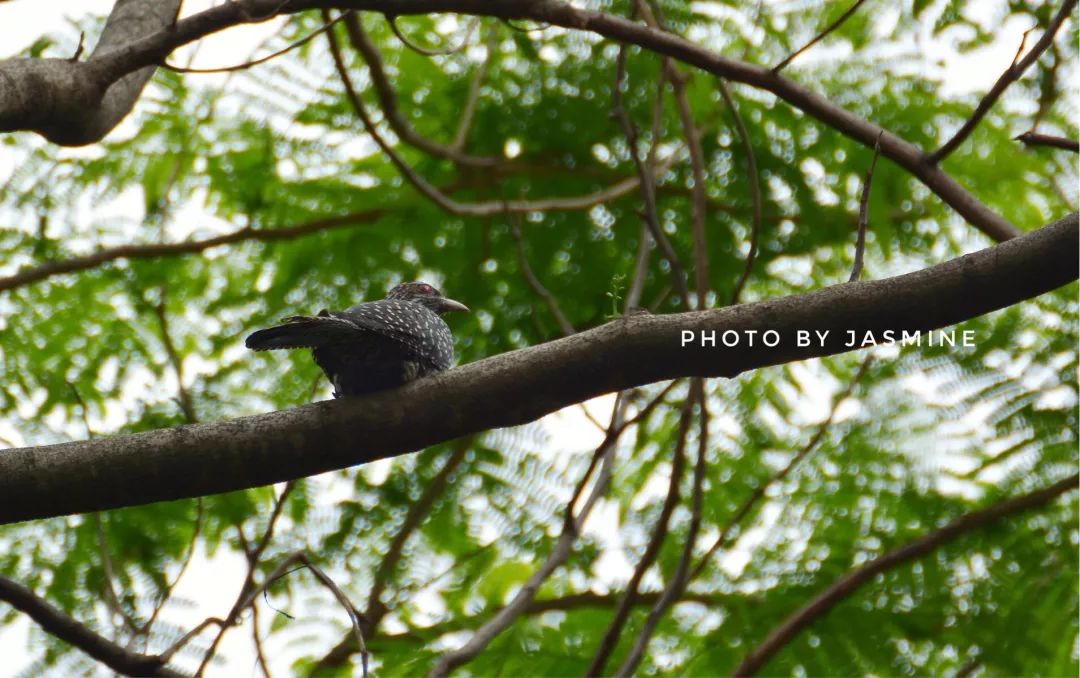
426 395 629 677
723 81 763 305
163 12 347 73
614 378 709 676
849 132 882 283
586 394 693 675
732 472 1080 676
342 13 499 168
928 0 1077 164
772 0 868 73
329 15 679 218
194 481 296 676
690 357 872 583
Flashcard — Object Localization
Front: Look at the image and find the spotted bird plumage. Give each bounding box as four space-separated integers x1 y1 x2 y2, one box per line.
245 282 469 397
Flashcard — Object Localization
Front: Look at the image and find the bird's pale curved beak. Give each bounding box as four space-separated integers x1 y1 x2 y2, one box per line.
441 298 470 313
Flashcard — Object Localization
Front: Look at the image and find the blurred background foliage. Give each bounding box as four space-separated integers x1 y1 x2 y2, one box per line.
0 0 1076 675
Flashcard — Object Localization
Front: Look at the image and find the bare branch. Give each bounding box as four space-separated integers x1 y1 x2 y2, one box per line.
329 14 679 218
3 0 1019 240
0 214 1074 525
614 378 708 677
586 394 693 675
0 209 385 295
849 132 882 283
723 81 763 305
772 0 868 73
509 214 576 336
732 472 1080 676
342 13 499 167
0 575 180 676
611 43 691 308
387 14 478 56
163 11 347 73
426 395 629 677
1014 130 1079 153
928 0 1077 164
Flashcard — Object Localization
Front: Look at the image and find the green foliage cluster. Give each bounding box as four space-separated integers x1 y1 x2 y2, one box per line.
0 0 1076 675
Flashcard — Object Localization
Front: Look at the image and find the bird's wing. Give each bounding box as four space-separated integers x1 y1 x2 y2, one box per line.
336 300 437 351
244 314 366 351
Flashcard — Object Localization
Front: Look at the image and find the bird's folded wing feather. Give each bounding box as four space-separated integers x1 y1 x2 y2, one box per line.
244 314 366 351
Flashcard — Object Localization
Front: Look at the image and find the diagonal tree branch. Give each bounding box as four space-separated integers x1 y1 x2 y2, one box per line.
927 0 1077 164
0 209 386 295
342 12 499 167
771 0 868 73
731 472 1080 676
0 575 181 676
42 0 1021 241
0 213 1074 525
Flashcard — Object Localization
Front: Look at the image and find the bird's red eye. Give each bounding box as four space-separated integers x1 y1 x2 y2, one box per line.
421 284 432 294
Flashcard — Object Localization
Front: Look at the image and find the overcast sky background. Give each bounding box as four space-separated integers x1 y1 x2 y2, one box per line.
0 1 1066 675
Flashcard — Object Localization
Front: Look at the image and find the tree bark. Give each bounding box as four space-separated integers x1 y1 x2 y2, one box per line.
0 213 1075 525
0 0 180 145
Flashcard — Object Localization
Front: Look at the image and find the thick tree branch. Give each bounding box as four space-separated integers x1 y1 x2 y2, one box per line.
0 1 1020 240
731 472 1080 676
0 0 180 145
0 214 1074 525
55 0 1021 241
0 575 180 676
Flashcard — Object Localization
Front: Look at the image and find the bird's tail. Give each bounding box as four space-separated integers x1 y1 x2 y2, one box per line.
245 313 361 351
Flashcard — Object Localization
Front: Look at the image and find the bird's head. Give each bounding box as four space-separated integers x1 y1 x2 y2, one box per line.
387 282 470 315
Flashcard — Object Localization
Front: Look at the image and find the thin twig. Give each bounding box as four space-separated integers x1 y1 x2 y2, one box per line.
928 0 1076 163
328 15 679 217
611 43 691 308
164 12 347 74
426 395 630 677
849 132 882 283
451 25 496 151
732 472 1080 676
614 378 709 677
508 213 576 337
387 14 478 57
772 0 868 73
1014 131 1079 153
690 356 873 583
152 291 197 424
194 481 296 676
723 81 763 305
343 13 499 167
586 394 694 675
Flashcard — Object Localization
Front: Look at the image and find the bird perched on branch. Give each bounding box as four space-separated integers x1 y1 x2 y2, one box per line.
245 282 469 397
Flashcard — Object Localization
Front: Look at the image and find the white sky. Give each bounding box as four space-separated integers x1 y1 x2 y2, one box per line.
0 0 1063 676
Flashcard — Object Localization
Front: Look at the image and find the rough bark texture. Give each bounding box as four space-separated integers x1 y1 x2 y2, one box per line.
0 0 180 145
0 213 1074 525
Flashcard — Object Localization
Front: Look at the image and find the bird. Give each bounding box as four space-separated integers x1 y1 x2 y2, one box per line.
245 282 469 398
